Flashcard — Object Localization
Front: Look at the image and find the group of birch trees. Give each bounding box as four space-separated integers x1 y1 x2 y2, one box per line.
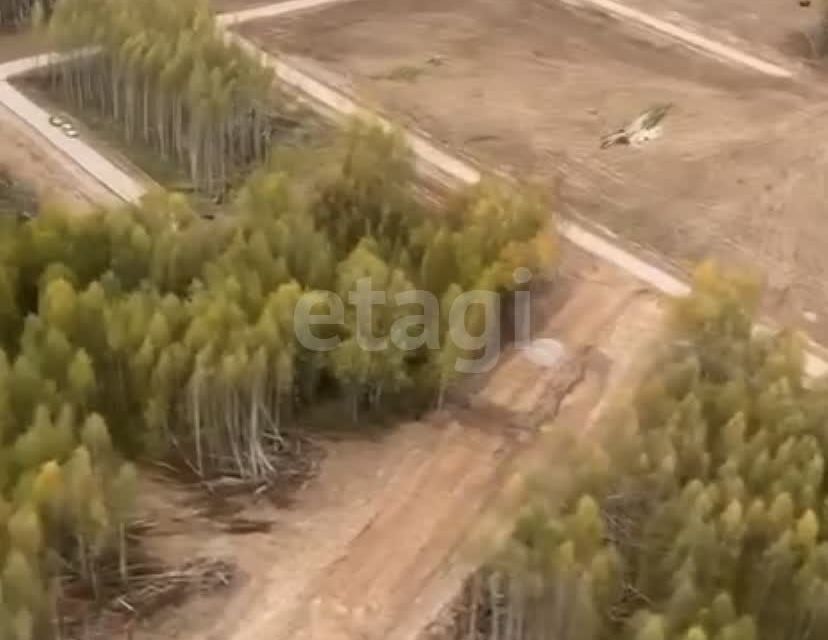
466 264 828 640
0 124 555 638
45 0 273 195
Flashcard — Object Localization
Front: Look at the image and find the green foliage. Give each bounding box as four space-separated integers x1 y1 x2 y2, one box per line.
0 125 557 637
480 263 828 640
46 0 274 195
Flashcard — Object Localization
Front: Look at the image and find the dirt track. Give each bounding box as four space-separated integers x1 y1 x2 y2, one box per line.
132 249 661 640
238 0 828 340
0 101 115 207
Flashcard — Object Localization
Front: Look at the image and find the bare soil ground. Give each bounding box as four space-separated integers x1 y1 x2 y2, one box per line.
615 0 819 63
0 101 116 208
0 27 47 63
237 0 828 341
129 245 663 640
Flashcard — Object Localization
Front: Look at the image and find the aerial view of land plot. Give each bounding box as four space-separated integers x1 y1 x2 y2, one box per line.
238 0 828 336
2 0 828 638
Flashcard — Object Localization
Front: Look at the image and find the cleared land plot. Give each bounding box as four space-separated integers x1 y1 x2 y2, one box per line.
238 0 828 340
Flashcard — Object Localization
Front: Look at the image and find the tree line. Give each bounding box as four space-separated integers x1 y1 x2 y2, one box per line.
44 0 274 195
462 263 828 640
0 123 556 638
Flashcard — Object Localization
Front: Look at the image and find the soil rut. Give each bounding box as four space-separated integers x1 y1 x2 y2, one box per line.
210 262 662 640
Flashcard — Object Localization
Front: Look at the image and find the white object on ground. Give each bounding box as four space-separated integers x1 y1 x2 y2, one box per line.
629 123 662 146
521 339 566 368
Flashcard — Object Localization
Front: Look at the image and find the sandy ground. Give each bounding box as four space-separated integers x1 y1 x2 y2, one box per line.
127 244 663 640
616 0 820 62
0 28 47 63
237 0 828 340
0 101 115 208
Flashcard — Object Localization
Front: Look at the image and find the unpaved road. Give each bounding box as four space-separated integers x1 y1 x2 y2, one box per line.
0 101 115 207
133 249 662 640
238 0 828 340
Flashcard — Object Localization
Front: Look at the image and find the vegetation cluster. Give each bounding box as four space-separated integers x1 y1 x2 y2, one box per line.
462 265 828 640
0 122 555 638
1 2 549 638
45 0 275 195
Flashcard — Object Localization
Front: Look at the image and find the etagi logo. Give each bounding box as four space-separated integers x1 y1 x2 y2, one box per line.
293 267 540 374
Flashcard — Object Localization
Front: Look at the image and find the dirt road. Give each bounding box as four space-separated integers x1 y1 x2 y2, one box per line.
0 101 115 207
135 251 661 640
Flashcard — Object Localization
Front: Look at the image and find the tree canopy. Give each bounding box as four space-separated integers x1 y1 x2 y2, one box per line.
46 0 275 195
0 123 557 638
468 264 828 640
